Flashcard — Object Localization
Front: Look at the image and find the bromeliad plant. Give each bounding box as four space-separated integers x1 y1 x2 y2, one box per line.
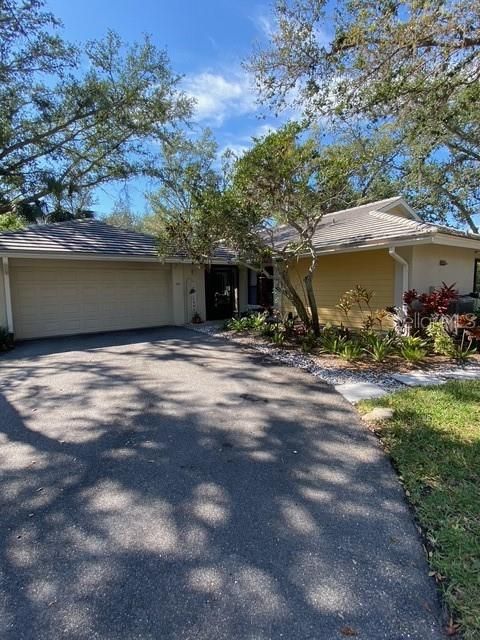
226 312 267 333
399 336 429 364
362 332 397 363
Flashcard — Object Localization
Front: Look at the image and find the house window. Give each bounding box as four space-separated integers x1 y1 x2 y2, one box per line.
474 259 480 293
248 269 257 305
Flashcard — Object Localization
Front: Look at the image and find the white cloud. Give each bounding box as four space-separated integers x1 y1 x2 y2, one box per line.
253 123 277 138
183 71 258 126
218 143 250 158
254 13 276 39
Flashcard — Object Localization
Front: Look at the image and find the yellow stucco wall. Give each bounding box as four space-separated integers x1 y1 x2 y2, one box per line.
282 249 395 328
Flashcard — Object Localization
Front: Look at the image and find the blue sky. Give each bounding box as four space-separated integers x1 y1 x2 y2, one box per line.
47 0 285 215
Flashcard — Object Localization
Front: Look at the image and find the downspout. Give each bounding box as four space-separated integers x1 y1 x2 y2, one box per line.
389 247 409 308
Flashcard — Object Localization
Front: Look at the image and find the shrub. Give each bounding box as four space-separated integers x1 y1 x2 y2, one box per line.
271 326 286 346
399 336 429 364
260 322 276 338
319 327 347 354
426 321 455 357
403 282 459 331
225 313 266 333
338 340 363 361
248 312 267 331
300 330 317 353
362 332 396 362
225 317 250 332
451 342 476 363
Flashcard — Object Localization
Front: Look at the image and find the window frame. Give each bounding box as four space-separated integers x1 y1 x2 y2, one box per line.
474 259 480 293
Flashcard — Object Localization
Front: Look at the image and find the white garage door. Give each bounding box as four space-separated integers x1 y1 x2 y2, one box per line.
10 259 173 339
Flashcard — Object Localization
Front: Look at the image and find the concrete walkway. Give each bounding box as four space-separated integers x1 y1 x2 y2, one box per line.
0 328 444 639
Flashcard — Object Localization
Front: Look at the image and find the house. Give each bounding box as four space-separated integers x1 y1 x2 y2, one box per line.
0 196 479 340
271 196 480 326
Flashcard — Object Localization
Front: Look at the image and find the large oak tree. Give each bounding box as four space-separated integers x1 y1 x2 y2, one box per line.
0 0 191 223
248 0 480 231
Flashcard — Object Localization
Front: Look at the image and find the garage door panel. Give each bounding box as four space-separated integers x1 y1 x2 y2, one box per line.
10 261 173 339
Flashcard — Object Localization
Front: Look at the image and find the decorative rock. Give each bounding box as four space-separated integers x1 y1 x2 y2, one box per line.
362 407 394 422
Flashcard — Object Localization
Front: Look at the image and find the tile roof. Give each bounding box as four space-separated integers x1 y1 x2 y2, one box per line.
271 197 480 252
0 198 478 261
0 219 235 261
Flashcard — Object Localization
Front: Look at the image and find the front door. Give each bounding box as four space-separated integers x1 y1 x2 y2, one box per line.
205 266 237 320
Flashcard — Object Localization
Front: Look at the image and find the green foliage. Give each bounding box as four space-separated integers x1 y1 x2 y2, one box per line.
300 330 318 354
225 317 250 332
270 326 286 346
0 212 26 231
451 342 476 364
103 193 143 231
359 382 480 639
150 123 388 335
338 340 363 362
249 0 480 231
225 313 267 333
319 327 347 354
362 332 396 363
399 336 429 364
426 321 456 357
0 1 191 218
260 322 276 338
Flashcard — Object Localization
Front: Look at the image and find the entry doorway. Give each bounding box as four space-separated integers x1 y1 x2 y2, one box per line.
205 266 238 320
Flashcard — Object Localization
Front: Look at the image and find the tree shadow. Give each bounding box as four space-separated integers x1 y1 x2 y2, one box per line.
0 328 444 639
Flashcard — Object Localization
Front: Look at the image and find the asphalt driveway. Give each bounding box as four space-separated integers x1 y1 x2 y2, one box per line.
0 327 443 639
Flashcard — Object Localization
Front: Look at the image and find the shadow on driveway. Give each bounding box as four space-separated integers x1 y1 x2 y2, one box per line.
0 327 444 639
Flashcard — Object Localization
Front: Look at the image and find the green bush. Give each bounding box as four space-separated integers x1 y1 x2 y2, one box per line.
271 326 286 346
399 336 429 363
300 330 317 353
260 322 276 338
426 321 455 356
319 331 346 354
225 313 266 333
338 340 363 361
362 332 397 362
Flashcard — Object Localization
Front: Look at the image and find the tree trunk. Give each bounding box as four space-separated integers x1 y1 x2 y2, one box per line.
276 263 312 328
304 271 320 336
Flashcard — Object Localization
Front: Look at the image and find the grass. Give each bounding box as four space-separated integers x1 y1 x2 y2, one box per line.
358 381 480 639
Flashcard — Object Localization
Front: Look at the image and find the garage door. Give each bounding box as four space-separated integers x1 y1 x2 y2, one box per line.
10 259 173 339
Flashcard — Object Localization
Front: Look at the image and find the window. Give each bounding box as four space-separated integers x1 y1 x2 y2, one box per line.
475 259 480 293
247 269 257 305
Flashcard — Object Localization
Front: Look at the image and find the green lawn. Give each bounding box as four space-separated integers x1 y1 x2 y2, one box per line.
359 381 480 639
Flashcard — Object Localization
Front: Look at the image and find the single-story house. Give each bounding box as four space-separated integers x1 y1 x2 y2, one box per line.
0 196 479 340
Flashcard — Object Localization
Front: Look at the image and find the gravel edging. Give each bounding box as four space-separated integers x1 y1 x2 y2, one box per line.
187 323 480 396
187 323 404 391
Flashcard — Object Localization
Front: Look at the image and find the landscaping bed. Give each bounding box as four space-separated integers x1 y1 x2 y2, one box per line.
190 319 480 393
358 381 480 640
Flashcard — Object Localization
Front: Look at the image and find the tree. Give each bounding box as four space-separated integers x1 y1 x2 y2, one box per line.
146 130 221 253
150 124 380 334
248 0 480 231
103 192 143 231
0 212 26 231
0 0 191 219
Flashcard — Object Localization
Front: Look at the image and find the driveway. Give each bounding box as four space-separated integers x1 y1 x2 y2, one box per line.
0 327 443 639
